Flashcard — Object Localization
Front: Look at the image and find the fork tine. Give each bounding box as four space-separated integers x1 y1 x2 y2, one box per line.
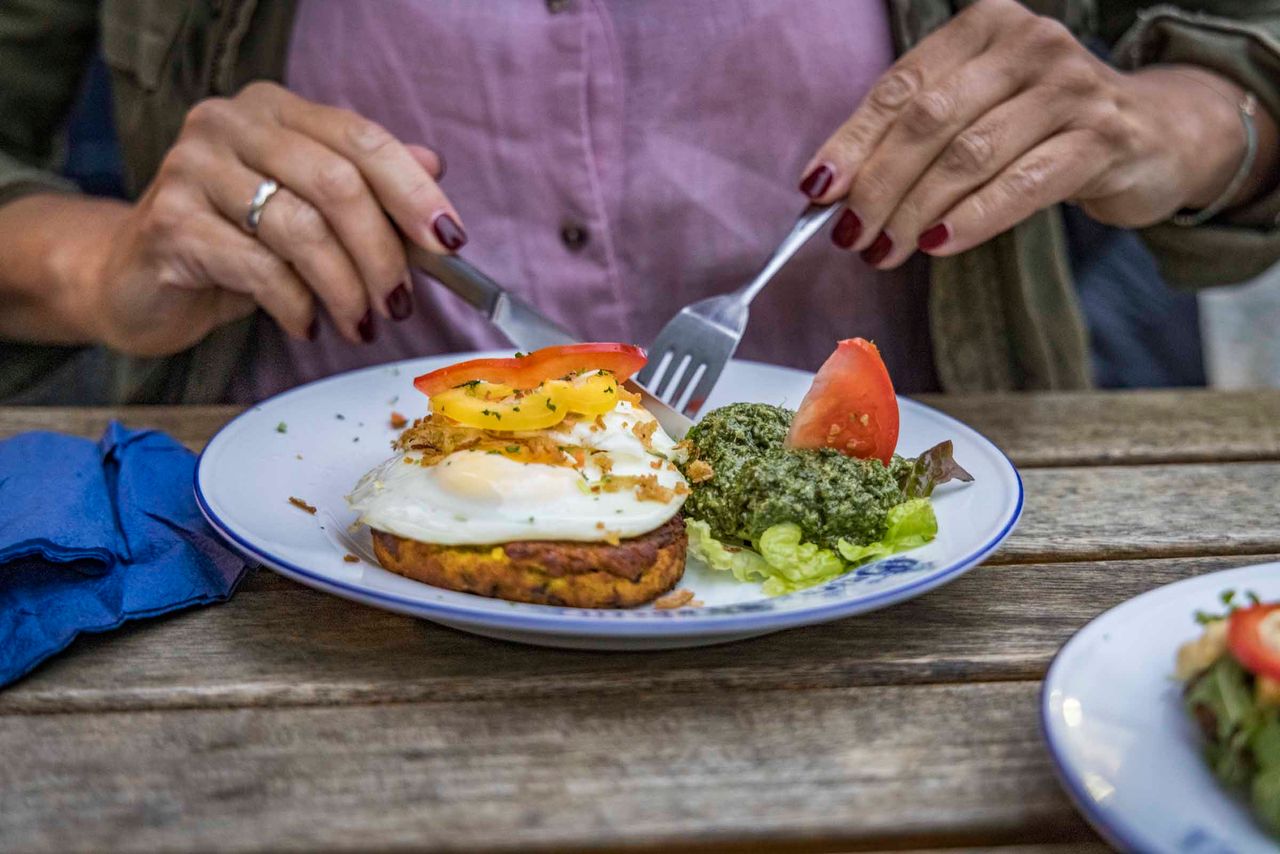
681 358 727 418
636 347 672 390
658 351 692 401
662 354 701 410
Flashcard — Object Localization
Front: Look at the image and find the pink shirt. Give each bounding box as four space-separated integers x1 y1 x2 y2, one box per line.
238 0 936 401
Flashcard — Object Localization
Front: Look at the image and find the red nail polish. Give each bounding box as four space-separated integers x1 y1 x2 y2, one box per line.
432 213 467 250
306 317 319 341
799 164 834 199
918 223 950 252
860 232 893 266
357 309 377 343
831 209 863 249
387 283 413 321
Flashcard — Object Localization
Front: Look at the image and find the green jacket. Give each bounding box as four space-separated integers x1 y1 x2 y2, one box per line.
3 0 1280 403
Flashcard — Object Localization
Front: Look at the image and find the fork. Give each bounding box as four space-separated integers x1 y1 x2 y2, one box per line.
635 203 840 417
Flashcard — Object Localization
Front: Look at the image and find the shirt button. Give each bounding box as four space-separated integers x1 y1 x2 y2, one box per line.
560 221 590 251
546 0 572 12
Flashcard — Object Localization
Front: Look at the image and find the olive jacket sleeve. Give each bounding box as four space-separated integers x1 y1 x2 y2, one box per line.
1104 1 1280 285
0 0 96 207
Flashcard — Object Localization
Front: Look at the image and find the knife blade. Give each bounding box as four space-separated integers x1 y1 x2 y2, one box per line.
408 247 576 351
409 247 693 439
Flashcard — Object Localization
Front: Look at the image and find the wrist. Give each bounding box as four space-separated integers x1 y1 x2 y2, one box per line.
43 196 132 346
1128 67 1245 211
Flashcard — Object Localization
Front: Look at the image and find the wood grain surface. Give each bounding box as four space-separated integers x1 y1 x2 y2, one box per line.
4 386 1280 464
2 394 1278 853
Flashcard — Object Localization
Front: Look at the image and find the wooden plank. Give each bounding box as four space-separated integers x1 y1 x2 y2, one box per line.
0 681 1097 853
3 388 1280 466
915 388 1280 466
0 405 240 452
1002 463 1280 563
3 554 1264 714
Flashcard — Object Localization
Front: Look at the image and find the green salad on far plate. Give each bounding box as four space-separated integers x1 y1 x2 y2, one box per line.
1178 591 1280 834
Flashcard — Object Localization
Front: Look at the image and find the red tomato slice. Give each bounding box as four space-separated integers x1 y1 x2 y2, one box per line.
1228 603 1280 681
413 342 647 397
784 338 899 465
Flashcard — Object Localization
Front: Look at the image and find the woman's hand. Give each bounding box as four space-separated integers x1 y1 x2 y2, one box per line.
78 82 459 356
798 0 1278 268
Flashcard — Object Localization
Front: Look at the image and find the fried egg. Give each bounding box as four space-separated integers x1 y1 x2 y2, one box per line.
348 401 687 545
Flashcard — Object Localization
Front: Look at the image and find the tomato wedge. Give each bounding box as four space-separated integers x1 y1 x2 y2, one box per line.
1228 603 1280 681
414 343 646 397
784 338 899 465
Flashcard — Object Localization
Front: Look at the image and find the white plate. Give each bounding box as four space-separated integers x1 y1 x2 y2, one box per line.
1043 562 1280 852
196 354 1022 650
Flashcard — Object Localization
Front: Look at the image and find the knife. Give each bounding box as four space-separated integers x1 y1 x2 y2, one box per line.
409 247 693 439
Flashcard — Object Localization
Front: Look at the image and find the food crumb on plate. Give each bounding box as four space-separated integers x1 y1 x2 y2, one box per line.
343 554 360 563
275 421 287 434
653 588 696 609
389 411 407 429
288 496 317 514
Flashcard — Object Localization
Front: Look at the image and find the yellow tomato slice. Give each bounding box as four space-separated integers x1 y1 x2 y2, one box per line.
429 371 622 430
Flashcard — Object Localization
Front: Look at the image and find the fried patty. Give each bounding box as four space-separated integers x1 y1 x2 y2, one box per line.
370 516 687 608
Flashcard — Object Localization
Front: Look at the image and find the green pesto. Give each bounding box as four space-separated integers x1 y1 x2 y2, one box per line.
681 402 904 549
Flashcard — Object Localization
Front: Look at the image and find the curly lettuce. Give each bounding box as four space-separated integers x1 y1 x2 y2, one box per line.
686 498 938 596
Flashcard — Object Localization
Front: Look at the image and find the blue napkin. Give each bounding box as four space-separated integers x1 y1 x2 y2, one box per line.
0 422 251 687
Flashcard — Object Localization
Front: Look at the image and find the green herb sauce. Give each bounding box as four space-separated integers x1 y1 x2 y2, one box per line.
680 402 903 549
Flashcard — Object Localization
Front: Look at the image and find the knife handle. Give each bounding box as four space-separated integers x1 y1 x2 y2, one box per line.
407 245 501 314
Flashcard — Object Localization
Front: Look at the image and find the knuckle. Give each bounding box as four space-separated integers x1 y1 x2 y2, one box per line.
142 187 192 241
1049 57 1102 97
401 176 444 218
345 117 397 156
313 157 365 204
941 128 996 174
236 80 283 104
850 169 893 208
243 246 289 286
1001 159 1051 199
182 97 230 134
830 119 877 162
280 198 332 245
156 141 201 181
902 90 956 137
869 66 922 113
1024 16 1075 54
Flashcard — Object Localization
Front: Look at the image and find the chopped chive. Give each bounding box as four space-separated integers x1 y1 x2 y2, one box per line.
275 422 287 433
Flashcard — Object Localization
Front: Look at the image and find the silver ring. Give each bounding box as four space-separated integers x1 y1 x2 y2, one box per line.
244 179 280 234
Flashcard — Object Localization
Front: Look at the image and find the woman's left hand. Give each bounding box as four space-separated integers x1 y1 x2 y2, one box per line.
799 0 1267 268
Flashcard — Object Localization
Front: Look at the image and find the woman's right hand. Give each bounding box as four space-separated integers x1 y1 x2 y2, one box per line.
84 81 460 356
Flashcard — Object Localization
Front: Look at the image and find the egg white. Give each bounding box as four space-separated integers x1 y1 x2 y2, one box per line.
348 401 687 545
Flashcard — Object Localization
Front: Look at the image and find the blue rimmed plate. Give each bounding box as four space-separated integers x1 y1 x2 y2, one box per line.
1042 562 1280 852
195 354 1022 650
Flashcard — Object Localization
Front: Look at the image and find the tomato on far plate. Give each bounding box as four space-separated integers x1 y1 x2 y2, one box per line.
1227 603 1280 681
785 338 899 465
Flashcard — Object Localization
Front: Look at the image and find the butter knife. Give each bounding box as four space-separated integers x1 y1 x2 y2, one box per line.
409 247 693 439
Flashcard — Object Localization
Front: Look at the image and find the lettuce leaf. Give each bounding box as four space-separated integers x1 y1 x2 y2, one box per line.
836 499 937 564
685 498 939 596
897 440 974 500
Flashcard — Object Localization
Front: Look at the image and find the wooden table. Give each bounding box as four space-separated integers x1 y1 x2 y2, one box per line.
3 390 1280 853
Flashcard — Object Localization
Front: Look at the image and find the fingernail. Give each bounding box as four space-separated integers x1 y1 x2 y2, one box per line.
918 223 950 252
387 282 413 321
831 209 863 249
431 213 467 251
798 164 834 199
357 309 377 343
306 317 319 341
860 231 893 266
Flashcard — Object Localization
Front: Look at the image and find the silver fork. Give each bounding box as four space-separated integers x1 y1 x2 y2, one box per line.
635 203 840 416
